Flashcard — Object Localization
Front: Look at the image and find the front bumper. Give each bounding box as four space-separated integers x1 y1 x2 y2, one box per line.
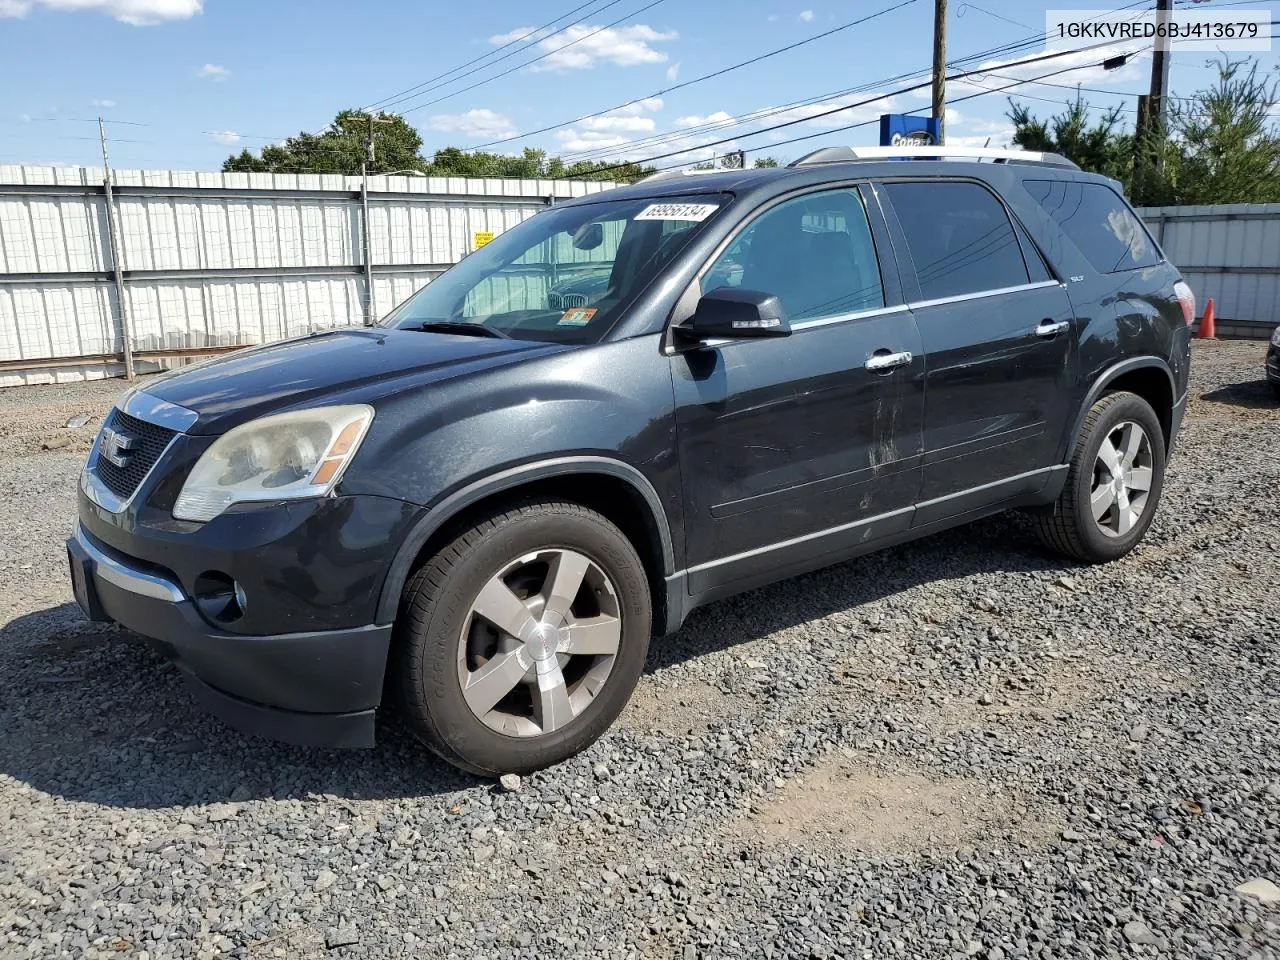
1266 343 1280 385
67 522 391 748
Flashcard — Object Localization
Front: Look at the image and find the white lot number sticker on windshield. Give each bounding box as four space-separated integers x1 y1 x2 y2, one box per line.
634 202 719 222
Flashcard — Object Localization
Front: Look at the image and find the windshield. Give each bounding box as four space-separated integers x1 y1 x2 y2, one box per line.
381 194 727 343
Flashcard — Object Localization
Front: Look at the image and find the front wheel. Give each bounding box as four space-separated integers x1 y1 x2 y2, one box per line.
1034 391 1167 563
393 501 651 776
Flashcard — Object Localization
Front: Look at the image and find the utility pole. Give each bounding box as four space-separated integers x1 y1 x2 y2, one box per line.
98 117 135 380
1147 0 1173 136
360 113 376 326
931 0 948 144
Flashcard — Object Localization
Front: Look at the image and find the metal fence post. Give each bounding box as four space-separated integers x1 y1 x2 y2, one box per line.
360 166 375 326
98 118 135 380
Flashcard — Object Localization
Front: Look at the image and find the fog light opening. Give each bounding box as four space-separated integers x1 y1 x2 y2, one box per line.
193 571 246 624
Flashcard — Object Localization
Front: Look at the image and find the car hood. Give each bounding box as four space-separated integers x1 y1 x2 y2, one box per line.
141 328 565 435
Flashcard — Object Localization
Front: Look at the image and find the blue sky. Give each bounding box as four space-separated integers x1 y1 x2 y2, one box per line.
0 0 1275 172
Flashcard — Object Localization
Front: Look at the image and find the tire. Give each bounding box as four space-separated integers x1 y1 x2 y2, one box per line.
1272 381 1280 402
1034 391 1167 564
393 500 651 776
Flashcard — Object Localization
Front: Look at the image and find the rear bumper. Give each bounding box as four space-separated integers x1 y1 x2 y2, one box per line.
67 522 390 748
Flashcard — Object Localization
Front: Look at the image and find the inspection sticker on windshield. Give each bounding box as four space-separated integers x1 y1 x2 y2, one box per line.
558 307 597 326
635 202 719 222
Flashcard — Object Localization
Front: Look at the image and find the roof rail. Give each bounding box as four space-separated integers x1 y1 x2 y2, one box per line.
788 145 1079 169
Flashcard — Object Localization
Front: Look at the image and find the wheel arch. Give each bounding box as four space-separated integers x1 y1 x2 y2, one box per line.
374 457 675 629
1062 357 1177 462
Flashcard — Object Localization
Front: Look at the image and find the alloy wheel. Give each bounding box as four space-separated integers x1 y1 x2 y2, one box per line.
1089 420 1154 537
456 549 622 737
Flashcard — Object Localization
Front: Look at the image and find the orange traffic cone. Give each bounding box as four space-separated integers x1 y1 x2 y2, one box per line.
1196 298 1216 339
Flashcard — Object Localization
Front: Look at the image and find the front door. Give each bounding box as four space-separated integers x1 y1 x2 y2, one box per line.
878 180 1076 524
670 185 925 597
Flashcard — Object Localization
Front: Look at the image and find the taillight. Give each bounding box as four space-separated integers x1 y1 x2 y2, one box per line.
1173 280 1196 326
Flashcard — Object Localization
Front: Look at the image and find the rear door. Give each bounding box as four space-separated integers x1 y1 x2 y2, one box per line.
670 184 925 597
877 179 1076 524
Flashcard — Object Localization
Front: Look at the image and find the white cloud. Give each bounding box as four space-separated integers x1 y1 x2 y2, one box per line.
490 23 677 71
581 115 656 133
666 62 679 83
611 97 663 116
556 99 663 149
553 130 633 153
758 91 900 130
0 0 201 24
198 63 229 81
90 98 115 108
943 116 1016 149
427 108 516 139
766 13 779 22
205 130 241 145
675 111 734 129
799 9 814 22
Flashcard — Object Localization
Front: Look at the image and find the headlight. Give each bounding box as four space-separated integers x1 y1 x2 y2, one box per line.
173 405 374 522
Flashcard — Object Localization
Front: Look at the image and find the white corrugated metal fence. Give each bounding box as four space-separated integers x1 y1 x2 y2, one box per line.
2 171 1275 388
1136 203 1280 337
0 165 616 387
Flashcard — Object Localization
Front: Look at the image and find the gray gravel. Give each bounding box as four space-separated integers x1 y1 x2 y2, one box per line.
1 339 1278 960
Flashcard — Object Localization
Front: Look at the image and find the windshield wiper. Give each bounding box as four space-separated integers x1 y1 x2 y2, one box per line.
411 320 511 339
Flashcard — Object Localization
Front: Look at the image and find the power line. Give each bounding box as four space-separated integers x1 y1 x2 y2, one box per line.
466 0 922 150
567 42 1138 177
11 116 151 127
365 0 628 112
558 0 1155 164
760 51 1144 154
956 1 1034 30
389 0 670 116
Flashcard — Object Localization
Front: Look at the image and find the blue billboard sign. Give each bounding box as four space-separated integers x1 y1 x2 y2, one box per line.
879 114 941 147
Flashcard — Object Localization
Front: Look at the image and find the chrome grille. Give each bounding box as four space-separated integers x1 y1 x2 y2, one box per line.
93 409 177 502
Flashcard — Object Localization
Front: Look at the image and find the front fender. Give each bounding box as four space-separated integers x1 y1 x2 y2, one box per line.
372 455 676 624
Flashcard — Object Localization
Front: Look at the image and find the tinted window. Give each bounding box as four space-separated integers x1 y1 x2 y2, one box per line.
703 188 884 320
884 181 1030 301
1025 179 1160 273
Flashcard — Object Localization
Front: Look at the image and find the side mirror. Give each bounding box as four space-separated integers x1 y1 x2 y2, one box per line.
679 287 791 342
571 222 604 251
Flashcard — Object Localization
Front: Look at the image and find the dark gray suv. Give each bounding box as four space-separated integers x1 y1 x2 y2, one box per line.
68 146 1195 775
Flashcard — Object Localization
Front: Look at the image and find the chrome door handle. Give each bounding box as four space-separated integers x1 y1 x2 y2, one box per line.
1035 319 1071 338
865 350 913 372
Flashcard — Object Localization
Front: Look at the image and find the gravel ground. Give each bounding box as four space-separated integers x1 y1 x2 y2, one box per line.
1 339 1277 960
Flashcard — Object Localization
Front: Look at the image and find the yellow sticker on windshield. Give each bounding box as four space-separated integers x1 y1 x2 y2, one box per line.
558 307 597 326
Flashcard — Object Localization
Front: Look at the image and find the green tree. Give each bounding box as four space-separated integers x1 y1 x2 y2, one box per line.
422 147 652 182
222 110 656 183
1008 95 1131 182
753 156 780 168
1164 58 1280 204
1007 58 1280 205
223 110 425 175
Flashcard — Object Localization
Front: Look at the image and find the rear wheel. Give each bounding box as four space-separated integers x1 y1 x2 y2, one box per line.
1035 391 1166 563
394 501 651 776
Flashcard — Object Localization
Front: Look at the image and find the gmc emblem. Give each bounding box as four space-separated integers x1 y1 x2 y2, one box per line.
100 426 135 468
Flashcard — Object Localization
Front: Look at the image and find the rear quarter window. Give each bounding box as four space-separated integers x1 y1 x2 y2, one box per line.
1024 180 1160 274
